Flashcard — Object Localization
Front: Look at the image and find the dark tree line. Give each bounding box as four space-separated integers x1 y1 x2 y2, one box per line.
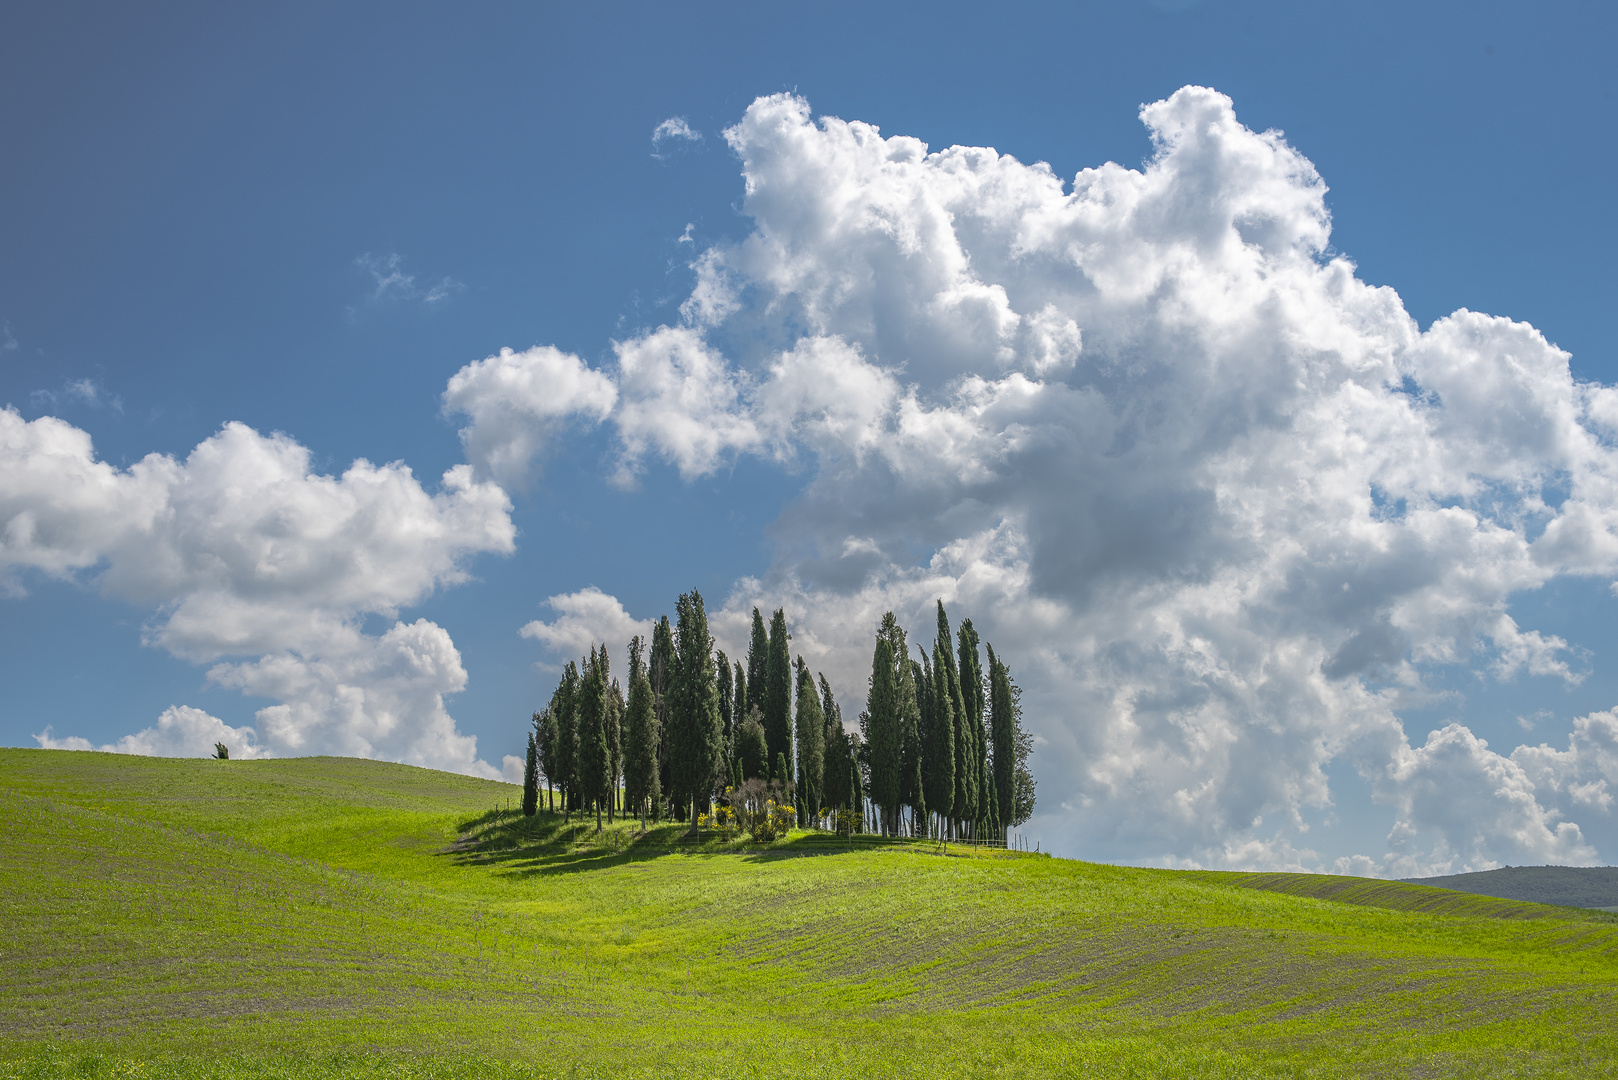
520 592 1035 841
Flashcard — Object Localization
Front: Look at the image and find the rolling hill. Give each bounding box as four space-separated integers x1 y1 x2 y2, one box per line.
1402 865 1618 909
1 748 1615 1078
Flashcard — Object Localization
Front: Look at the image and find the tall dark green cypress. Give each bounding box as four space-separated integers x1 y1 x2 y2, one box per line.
716 650 734 759
904 658 926 835
577 646 611 832
916 651 938 837
763 609 792 769
927 640 956 838
554 661 580 820
865 632 900 835
522 731 539 817
820 673 849 816
623 636 659 831
879 613 922 836
735 705 768 780
533 708 557 813
606 674 623 820
746 608 769 718
987 643 1014 839
669 590 724 833
793 657 825 825
650 615 675 820
958 620 988 839
934 602 973 835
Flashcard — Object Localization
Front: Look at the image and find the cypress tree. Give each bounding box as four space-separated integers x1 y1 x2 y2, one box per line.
533 708 557 814
988 645 1037 829
915 651 936 837
736 705 768 780
604 646 623 821
880 615 921 836
554 662 580 821
764 609 792 769
904 658 926 836
793 657 825 826
746 607 769 718
927 640 956 839
959 620 990 841
669 590 724 833
865 632 900 835
522 731 539 817
818 673 846 815
650 615 675 820
733 661 747 739
935 602 974 836
850 732 867 833
774 752 791 797
623 635 659 831
716 650 734 758
578 646 611 832
987 644 1012 838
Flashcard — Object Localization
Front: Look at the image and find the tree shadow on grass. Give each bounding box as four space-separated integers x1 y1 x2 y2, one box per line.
436 808 935 878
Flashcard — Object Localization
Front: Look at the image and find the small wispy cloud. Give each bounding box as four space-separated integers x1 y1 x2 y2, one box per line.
651 116 702 159
353 253 464 312
1 321 18 354
32 377 122 413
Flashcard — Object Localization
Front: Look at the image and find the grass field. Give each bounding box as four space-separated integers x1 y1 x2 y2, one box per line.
1 749 1615 1078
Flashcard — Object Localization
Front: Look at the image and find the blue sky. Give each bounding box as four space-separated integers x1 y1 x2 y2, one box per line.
3 1 1617 872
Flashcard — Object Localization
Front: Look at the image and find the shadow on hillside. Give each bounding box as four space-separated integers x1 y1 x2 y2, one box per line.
436 808 936 878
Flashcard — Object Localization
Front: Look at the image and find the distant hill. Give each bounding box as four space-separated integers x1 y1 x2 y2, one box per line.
1401 865 1618 909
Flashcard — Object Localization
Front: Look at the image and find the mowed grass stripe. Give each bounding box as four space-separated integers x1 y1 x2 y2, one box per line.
2 749 1617 1077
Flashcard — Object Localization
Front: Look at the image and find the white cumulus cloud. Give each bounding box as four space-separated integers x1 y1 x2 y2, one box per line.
457 88 1618 870
520 587 655 668
442 345 618 488
2 409 514 776
36 705 266 760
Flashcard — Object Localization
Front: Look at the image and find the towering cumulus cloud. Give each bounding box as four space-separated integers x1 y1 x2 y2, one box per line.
3 412 515 775
463 88 1618 873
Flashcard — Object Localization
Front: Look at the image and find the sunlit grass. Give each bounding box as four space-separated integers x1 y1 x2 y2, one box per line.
2 749 1615 1078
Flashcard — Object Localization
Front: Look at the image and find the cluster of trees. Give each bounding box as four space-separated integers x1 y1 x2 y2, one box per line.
520 590 1035 841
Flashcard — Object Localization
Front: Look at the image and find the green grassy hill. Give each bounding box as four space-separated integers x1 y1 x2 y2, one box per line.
2 749 1615 1079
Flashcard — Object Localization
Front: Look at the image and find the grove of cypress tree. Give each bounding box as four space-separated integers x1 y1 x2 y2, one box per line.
669 590 724 833
624 635 659 831
522 731 539 817
736 705 768 780
793 657 825 825
865 632 900 835
577 646 611 832
764 609 792 769
746 607 768 718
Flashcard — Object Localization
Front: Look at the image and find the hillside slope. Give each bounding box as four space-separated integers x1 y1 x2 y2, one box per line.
1 748 1616 1079
1402 865 1618 909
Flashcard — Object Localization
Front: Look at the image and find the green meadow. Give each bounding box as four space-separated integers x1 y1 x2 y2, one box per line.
1 749 1614 1078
